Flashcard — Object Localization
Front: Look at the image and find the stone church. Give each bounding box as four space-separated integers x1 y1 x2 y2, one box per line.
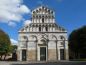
17 6 69 61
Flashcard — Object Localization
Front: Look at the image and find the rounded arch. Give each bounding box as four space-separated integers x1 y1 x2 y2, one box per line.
36 10 38 13
36 24 38 27
52 35 58 42
59 35 65 40
31 35 37 42
23 36 28 42
39 34 48 45
40 37 47 44
59 35 66 49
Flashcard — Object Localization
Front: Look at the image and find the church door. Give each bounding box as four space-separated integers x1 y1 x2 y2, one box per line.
60 49 64 60
22 50 26 61
40 47 46 61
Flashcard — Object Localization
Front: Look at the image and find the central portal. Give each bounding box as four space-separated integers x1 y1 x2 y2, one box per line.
40 47 46 61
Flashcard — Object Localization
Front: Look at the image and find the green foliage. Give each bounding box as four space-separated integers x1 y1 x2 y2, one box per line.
0 29 11 59
0 29 10 45
10 45 17 53
69 26 86 58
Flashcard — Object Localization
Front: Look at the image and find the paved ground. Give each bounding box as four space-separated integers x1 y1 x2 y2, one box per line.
0 61 86 65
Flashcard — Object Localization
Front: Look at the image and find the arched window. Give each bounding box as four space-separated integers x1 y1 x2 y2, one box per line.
46 27 48 31
36 10 38 13
60 36 65 40
39 26 41 32
42 18 44 23
60 36 63 39
51 11 53 14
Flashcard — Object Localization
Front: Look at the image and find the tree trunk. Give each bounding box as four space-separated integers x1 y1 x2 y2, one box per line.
0 56 1 60
78 53 80 59
1 55 2 60
4 54 6 60
75 52 78 59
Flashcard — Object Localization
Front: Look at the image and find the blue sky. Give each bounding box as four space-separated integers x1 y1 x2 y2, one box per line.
0 0 86 44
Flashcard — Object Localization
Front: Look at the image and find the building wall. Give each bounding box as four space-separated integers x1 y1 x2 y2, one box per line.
27 50 36 61
17 32 69 61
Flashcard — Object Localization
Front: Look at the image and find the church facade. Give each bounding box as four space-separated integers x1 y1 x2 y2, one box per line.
17 6 69 61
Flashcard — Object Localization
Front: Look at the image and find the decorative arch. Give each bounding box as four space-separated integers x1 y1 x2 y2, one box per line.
59 35 66 60
59 35 65 40
52 35 57 42
41 33 48 40
23 36 28 42
40 37 47 45
31 35 38 42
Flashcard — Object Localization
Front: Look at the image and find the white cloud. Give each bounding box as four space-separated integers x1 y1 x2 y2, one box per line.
0 0 31 26
10 38 18 45
24 20 31 26
18 5 31 14
8 22 16 27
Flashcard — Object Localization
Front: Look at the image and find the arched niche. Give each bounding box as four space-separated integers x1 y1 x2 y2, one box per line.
29 35 37 42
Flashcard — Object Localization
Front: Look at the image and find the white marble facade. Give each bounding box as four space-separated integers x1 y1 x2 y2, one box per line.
17 6 69 61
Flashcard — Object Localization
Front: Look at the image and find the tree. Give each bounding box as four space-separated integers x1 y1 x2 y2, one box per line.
69 26 86 59
0 29 11 60
11 45 17 61
11 45 17 53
